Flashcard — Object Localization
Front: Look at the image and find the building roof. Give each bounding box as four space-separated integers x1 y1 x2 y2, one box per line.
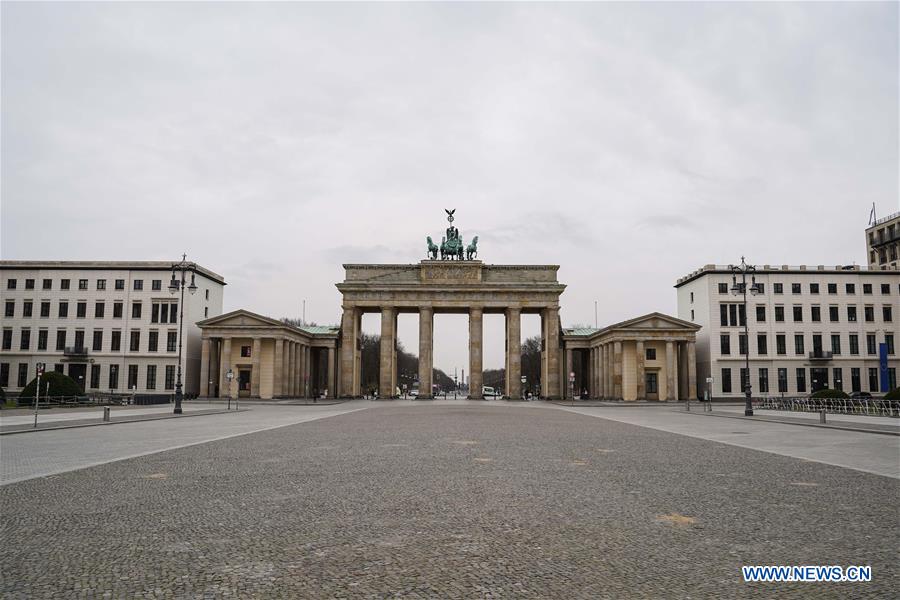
197 309 339 338
562 327 601 337
674 263 898 287
297 325 341 335
0 260 226 285
563 312 700 340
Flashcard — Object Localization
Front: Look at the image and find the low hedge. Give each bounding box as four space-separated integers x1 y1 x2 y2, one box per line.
809 388 850 399
18 371 82 405
884 388 900 400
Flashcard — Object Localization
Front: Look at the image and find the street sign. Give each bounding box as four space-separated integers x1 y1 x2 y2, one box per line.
705 377 714 383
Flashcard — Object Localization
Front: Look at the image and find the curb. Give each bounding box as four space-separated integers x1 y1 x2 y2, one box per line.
691 410 900 437
0 408 249 436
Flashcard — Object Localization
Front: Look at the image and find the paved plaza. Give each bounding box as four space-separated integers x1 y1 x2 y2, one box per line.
1 402 898 598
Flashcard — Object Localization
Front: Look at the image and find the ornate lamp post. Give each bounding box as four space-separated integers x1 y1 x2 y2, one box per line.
730 257 761 416
169 254 197 414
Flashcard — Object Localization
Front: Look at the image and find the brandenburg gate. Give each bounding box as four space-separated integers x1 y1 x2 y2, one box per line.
337 261 566 399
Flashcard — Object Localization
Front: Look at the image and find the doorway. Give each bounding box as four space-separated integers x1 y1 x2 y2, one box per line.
645 372 659 401
810 368 828 392
238 368 251 397
68 363 87 393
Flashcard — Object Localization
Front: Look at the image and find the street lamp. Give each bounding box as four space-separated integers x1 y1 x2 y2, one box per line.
169 254 198 414
730 257 761 416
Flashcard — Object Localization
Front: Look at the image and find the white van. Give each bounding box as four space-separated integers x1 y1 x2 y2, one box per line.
482 386 498 398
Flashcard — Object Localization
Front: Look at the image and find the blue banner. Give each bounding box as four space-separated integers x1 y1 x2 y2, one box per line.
879 343 889 392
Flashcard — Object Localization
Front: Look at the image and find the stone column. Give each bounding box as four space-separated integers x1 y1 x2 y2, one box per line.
295 342 302 396
687 341 698 401
635 340 646 400
199 337 211 396
565 348 574 399
327 347 336 398
592 347 599 398
288 342 297 397
379 307 396 398
468 307 482 399
220 337 232 398
250 337 261 397
273 338 284 398
304 345 311 397
665 341 676 401
505 306 521 399
418 306 434 398
545 306 561 399
340 306 359 398
613 341 623 399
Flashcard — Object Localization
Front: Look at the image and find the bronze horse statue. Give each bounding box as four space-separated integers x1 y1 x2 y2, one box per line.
426 236 439 260
466 236 478 260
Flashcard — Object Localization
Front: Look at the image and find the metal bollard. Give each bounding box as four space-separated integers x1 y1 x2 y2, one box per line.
103 406 111 422
819 409 826 424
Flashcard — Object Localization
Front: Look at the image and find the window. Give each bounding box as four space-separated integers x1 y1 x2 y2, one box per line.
169 304 178 323
720 303 745 327
776 334 786 355
90 364 101 389
868 368 878 392
720 334 731 355
165 365 176 390
881 283 890 294
19 329 30 350
791 283 801 294
778 368 788 393
721 368 732 393
849 334 859 355
240 345 252 357
792 306 803 322
55 329 66 351
113 302 123 319
127 365 139 390
76 302 87 318
812 334 823 355
25 278 34 290
54 363 63 374
828 306 838 322
205 289 210 300
41 278 51 290
97 279 106 291
37 330 48 351
796 368 807 393
132 302 142 319
811 306 821 322
0 363 8 387
794 334 805 355
831 334 841 355
833 368 843 391
757 334 767 355
146 365 157 390
1 330 11 350
78 279 88 290
60 279 70 290
151 304 159 323
774 283 783 294
93 330 103 351
646 348 656 360
6 279 15 289
74 330 84 350
129 330 140 352
148 331 158 352
719 304 728 326
863 283 872 294
646 373 658 394
847 306 857 322
864 306 874 322
111 330 121 352
738 334 747 356
152 279 162 291
809 283 819 294
133 279 143 291
755 283 765 295
883 306 893 322
115 279 125 290
758 368 769 394
204 307 209 318
740 368 749 393
774 306 784 322
755 306 766 322
166 331 177 352
23 301 32 318
851 368 861 393
58 301 68 318
40 301 50 318
845 283 855 294
889 368 897 391
4 301 14 318
18 363 29 387
866 334 877 355
827 283 837 294
718 283 728 294
109 365 119 390
887 334 895 355
95 302 105 318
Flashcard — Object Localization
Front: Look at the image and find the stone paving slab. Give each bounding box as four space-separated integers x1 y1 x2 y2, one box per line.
0 404 897 598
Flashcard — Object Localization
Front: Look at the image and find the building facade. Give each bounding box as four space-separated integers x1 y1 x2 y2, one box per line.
676 264 900 399
0 261 225 396
866 212 900 269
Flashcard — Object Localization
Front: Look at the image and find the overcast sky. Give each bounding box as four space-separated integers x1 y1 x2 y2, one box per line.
3 2 898 376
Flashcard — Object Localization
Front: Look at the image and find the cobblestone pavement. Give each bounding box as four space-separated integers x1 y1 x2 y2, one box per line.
1 403 897 598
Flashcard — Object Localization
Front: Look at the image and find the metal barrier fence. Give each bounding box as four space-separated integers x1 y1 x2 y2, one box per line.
757 396 900 418
7 394 174 408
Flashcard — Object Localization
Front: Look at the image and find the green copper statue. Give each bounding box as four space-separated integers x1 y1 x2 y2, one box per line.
425 209 478 261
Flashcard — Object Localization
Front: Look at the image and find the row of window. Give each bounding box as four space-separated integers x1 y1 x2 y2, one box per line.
720 366 897 395
1 328 178 353
0 362 176 391
2 300 202 321
719 303 893 327
871 244 898 265
6 277 163 292
717 281 897 296
720 332 895 357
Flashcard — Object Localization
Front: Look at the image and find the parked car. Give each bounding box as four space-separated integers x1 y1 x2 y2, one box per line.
482 386 499 398
850 391 873 399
